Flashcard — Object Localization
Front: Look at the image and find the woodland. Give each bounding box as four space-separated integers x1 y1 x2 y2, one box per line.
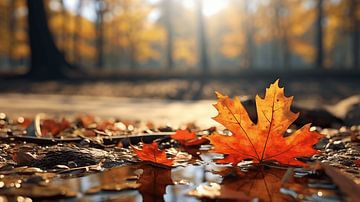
0 0 359 79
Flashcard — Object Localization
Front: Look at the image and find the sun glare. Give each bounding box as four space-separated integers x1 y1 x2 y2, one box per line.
183 0 228 16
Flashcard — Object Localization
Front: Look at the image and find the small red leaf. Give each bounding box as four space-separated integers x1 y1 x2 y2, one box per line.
353 159 360 166
132 142 173 167
41 118 70 137
171 130 196 143
171 130 208 146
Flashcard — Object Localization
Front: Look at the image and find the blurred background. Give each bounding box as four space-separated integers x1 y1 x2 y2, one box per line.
0 0 359 103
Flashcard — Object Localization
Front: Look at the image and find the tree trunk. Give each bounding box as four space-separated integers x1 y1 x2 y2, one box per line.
8 0 16 68
350 0 359 69
26 0 71 79
164 0 174 69
59 0 68 55
242 1 254 69
73 0 83 67
196 0 209 74
273 0 290 69
315 0 324 69
95 0 105 68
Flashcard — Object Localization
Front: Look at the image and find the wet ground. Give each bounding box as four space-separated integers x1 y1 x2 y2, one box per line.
0 78 359 201
0 110 359 201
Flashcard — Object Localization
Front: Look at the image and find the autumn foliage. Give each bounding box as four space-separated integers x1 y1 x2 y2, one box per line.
207 80 322 166
131 80 322 167
132 142 173 167
171 129 208 146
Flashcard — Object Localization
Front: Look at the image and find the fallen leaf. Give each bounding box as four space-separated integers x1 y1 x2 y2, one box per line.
184 137 208 146
353 159 360 166
171 130 197 143
11 151 38 165
17 117 33 129
171 130 208 146
207 80 322 166
79 114 96 128
132 142 173 167
40 118 70 137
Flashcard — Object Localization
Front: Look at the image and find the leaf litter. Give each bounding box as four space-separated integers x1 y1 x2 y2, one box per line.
0 81 358 201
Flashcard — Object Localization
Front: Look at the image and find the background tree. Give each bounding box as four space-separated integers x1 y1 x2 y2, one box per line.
316 0 324 69
161 0 174 69
95 0 106 68
26 0 71 79
7 0 16 68
0 0 358 74
73 0 84 67
350 0 359 69
242 0 255 69
196 0 209 73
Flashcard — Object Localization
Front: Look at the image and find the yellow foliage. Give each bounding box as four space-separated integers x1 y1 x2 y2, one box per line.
12 43 29 58
290 40 315 62
174 38 197 65
221 34 245 58
78 41 96 59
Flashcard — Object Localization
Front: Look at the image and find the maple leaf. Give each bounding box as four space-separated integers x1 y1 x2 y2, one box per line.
171 129 208 146
132 142 173 167
207 80 322 166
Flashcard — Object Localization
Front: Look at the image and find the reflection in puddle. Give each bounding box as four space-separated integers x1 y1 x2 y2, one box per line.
0 164 286 201
0 162 344 202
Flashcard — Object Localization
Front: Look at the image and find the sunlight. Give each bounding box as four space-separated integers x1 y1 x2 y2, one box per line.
183 0 228 16
203 0 228 16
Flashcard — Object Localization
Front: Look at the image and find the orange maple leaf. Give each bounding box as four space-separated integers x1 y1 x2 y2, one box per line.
207 80 322 166
132 142 173 167
171 129 208 146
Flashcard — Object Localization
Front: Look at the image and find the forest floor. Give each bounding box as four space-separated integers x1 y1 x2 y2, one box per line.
0 76 359 201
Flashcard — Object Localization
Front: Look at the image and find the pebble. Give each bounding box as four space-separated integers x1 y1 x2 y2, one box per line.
314 138 329 150
326 141 345 150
